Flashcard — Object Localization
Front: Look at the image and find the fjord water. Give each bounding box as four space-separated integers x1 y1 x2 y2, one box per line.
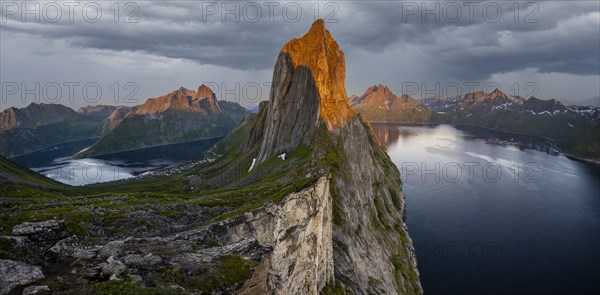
371 123 600 294
11 137 221 186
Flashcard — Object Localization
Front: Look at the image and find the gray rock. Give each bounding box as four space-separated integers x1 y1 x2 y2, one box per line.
98 239 127 259
46 236 97 260
121 253 162 268
12 220 68 242
100 256 126 277
253 52 320 164
22 285 50 295
0 259 44 295
0 235 29 250
170 238 265 271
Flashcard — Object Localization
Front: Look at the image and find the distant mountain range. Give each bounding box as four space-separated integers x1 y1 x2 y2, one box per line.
76 84 248 157
350 85 432 123
0 84 248 158
0 103 106 157
351 86 600 161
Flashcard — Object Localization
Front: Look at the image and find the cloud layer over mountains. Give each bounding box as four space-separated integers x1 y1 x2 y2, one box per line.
2 1 599 108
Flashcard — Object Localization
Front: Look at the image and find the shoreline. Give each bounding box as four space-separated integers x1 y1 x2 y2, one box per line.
72 135 225 159
370 122 600 165
7 137 102 159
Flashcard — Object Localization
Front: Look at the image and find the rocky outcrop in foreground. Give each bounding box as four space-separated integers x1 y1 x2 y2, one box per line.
1 176 331 294
0 259 45 295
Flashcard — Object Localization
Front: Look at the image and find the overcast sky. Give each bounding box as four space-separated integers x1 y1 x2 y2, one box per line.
1 0 599 110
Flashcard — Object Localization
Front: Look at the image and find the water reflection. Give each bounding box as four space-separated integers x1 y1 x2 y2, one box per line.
11 137 222 186
373 123 561 157
370 123 600 295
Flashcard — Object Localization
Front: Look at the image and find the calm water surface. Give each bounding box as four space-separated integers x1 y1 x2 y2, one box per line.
11 137 221 186
372 123 599 295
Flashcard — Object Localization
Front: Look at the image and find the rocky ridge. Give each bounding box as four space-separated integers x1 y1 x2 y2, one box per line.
75 84 248 157
0 103 79 131
350 85 432 123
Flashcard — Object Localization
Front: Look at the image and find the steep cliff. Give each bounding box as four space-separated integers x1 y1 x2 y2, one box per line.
256 19 354 164
243 19 422 294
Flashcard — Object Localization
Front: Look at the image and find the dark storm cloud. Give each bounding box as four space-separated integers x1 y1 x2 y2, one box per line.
1 1 599 79
335 1 600 79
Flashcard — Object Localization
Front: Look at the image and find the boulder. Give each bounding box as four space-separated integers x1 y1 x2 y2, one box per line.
0 259 44 295
46 236 97 260
100 256 126 277
98 239 128 259
121 253 162 268
22 285 50 295
12 220 68 242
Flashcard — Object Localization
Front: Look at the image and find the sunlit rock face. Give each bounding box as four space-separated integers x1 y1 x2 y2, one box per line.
135 84 222 116
280 19 354 130
256 19 354 164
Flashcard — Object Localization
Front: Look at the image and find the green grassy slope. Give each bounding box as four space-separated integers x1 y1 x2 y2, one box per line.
0 117 104 157
0 155 65 189
76 109 245 158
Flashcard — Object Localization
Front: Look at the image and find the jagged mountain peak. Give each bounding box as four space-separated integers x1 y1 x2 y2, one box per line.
136 84 223 115
253 20 355 163
490 87 504 95
196 84 214 100
350 84 431 123
280 19 354 130
364 84 394 96
488 87 514 101
463 90 487 101
174 86 195 96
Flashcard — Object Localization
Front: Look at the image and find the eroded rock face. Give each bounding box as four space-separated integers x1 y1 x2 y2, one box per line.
256 53 321 163
0 259 45 295
331 115 422 294
121 253 163 268
13 177 330 294
224 176 334 294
